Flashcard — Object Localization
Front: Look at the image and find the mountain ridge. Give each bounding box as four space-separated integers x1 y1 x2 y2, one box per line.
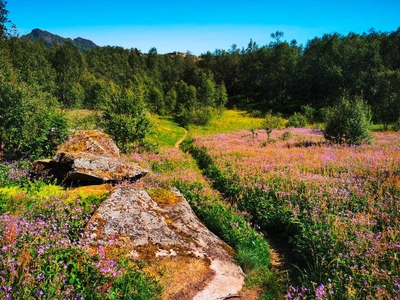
21 28 98 52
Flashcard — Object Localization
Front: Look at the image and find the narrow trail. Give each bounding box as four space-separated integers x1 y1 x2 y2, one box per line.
267 236 292 290
177 134 291 298
174 127 188 148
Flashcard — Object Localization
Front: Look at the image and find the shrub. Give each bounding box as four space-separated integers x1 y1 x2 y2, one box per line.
264 111 286 139
324 97 372 145
0 81 68 159
286 112 307 128
392 117 400 131
280 131 293 141
301 105 316 123
178 106 213 127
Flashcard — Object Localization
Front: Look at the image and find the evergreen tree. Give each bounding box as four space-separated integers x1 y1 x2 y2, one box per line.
0 0 9 38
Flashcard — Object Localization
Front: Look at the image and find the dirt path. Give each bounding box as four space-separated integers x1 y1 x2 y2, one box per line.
174 127 188 148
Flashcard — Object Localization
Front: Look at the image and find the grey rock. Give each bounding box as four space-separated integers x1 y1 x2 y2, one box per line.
85 185 245 299
31 130 147 184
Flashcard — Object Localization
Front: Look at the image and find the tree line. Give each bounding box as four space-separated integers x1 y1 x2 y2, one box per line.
200 30 400 127
0 0 400 158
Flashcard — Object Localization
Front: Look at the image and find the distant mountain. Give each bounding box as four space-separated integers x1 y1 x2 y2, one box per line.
20 28 98 52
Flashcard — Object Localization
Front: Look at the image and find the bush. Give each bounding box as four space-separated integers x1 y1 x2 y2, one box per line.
392 117 400 132
101 88 151 153
280 131 293 141
301 105 316 123
264 111 286 138
324 97 372 145
178 106 213 127
0 81 68 159
286 112 307 128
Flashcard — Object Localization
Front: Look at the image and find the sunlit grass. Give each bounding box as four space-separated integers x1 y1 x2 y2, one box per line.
62 109 102 130
188 110 264 136
146 115 186 148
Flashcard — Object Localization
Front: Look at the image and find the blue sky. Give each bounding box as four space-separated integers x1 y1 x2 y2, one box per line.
7 0 400 55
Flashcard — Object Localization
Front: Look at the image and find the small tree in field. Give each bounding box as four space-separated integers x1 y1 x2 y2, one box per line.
264 111 286 139
324 97 372 145
102 88 150 153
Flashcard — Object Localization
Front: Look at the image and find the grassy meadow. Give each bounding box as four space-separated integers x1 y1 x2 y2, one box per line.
1 109 399 299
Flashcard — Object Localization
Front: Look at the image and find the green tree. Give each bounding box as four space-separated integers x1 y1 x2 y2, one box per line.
164 88 177 115
215 82 228 114
196 72 216 107
80 74 111 109
373 70 400 129
324 97 372 145
102 88 150 153
51 41 86 107
0 0 9 39
7 38 56 92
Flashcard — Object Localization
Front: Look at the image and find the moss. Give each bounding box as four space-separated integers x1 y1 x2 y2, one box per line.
66 184 113 203
148 188 182 207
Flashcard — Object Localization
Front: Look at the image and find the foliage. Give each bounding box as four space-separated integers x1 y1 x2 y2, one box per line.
324 97 372 145
393 117 400 131
280 130 293 141
0 0 9 38
101 88 151 152
2 19 400 129
179 106 214 126
51 41 86 108
373 70 400 129
0 80 68 159
286 112 307 128
263 111 286 138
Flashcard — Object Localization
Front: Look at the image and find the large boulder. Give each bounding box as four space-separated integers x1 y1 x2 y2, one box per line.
85 185 245 299
31 130 147 184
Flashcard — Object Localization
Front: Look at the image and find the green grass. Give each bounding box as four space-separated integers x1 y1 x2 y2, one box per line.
146 115 186 148
188 110 264 136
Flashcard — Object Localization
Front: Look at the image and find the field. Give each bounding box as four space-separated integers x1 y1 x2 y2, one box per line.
187 128 400 299
0 109 399 299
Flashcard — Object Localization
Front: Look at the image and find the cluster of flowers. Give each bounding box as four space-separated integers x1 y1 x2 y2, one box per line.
0 195 123 299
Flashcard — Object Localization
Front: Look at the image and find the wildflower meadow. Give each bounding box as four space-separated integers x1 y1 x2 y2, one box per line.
0 161 161 299
187 128 400 299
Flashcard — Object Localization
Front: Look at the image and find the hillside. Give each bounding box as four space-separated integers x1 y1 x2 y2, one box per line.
20 28 97 52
